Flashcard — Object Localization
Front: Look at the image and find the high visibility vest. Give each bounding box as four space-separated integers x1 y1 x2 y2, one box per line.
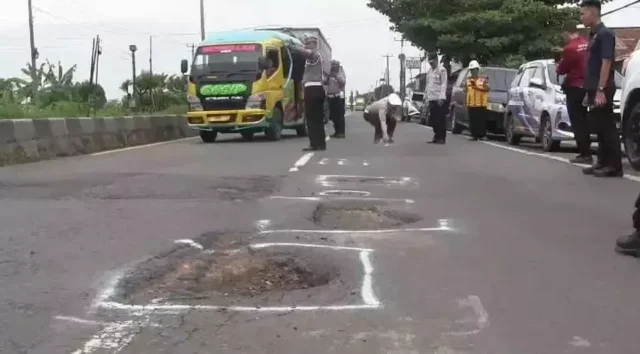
466 77 489 108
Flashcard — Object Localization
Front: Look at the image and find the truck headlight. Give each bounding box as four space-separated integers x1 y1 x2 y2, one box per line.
488 102 504 112
246 93 266 110
187 94 203 111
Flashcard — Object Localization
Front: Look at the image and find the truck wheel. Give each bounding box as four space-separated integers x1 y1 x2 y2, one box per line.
199 130 218 143
240 131 255 141
265 106 284 141
451 109 464 134
623 102 640 171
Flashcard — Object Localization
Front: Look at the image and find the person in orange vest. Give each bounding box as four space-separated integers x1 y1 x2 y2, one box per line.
466 60 490 140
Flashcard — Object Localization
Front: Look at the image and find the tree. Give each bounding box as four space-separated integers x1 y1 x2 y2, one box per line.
368 0 612 66
120 71 186 112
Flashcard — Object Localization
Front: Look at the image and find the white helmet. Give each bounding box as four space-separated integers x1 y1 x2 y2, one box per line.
468 60 480 70
387 93 402 106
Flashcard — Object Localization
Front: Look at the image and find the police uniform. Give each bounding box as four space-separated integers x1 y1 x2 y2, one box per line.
326 60 347 138
301 34 327 151
363 94 401 144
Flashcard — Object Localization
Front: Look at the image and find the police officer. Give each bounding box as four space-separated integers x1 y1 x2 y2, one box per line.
326 60 347 138
363 93 402 144
295 33 327 151
580 0 622 177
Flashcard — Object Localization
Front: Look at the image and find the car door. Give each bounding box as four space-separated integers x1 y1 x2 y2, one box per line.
512 65 536 134
451 68 469 126
525 64 547 130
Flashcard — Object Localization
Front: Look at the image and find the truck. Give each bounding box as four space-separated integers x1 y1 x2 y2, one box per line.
180 27 332 143
354 97 366 111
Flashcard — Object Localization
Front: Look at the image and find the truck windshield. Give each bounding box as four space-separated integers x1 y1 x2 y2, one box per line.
192 44 262 74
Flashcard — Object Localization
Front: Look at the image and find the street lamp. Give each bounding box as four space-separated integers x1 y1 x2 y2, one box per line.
129 45 138 110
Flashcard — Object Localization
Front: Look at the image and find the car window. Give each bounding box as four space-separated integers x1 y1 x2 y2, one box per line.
511 67 525 88
483 68 517 92
532 65 544 82
546 62 565 86
519 67 536 87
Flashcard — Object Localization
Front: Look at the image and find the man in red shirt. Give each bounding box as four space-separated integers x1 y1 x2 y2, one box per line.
556 22 591 164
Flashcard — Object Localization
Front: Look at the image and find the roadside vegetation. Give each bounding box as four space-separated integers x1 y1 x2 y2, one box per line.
0 60 187 119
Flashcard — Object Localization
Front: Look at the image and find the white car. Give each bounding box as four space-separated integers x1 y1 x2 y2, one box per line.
621 44 640 170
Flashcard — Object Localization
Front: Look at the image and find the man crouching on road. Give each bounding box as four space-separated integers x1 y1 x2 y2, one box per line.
363 93 402 144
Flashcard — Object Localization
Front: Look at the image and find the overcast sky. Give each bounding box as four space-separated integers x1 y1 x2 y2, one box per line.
1 0 638 100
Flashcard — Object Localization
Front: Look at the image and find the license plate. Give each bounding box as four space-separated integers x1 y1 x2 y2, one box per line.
209 115 230 122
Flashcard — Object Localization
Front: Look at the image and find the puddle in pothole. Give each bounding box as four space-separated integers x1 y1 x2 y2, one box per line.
313 202 421 229
117 247 342 304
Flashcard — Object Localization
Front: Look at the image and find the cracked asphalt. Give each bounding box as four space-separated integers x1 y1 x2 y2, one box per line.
2 111 640 353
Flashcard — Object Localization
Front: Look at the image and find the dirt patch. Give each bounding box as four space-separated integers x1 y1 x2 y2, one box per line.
313 201 421 230
118 247 338 304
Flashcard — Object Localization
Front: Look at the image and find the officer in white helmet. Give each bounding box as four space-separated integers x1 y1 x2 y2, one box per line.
363 93 402 144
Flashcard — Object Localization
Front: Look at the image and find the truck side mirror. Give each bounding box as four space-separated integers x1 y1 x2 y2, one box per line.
258 56 269 71
180 59 189 74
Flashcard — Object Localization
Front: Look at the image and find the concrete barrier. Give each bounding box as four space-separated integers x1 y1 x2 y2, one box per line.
0 115 196 166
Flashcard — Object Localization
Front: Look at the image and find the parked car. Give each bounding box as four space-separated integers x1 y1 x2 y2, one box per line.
621 46 640 170
448 66 517 135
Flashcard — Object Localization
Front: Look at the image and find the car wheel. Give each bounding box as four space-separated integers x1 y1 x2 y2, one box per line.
623 102 640 171
451 108 464 134
295 121 308 137
540 115 560 152
265 106 284 141
199 130 218 143
505 114 521 145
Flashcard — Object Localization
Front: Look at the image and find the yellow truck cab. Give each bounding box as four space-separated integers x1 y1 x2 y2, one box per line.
180 30 310 142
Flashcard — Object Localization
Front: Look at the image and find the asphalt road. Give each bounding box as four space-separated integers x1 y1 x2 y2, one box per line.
2 111 640 353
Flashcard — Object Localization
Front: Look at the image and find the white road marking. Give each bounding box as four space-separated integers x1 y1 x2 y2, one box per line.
53 316 104 326
98 302 378 312
173 239 204 250
446 295 489 336
259 226 450 234
289 152 315 172
316 174 414 187
71 318 149 354
255 219 271 231
319 158 329 165
251 242 373 252
337 158 347 165
89 137 198 156
318 190 371 197
482 141 640 183
91 270 125 311
363 161 370 166
359 251 379 306
570 336 591 347
268 196 414 203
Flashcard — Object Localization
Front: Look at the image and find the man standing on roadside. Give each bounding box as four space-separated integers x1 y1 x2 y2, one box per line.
291 33 326 151
326 60 346 138
425 53 448 144
466 60 490 141
556 22 591 164
580 0 623 177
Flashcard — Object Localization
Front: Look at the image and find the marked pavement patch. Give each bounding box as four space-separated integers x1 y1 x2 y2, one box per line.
316 174 417 188
312 200 422 230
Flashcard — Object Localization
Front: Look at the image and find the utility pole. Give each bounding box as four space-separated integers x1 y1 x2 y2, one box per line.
149 36 153 75
94 36 101 116
382 54 392 96
27 0 39 103
200 0 205 41
129 45 138 112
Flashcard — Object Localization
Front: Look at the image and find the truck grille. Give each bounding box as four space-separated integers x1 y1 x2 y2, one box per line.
201 99 247 111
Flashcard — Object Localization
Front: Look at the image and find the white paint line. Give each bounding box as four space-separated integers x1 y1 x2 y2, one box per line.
438 219 451 230
251 242 374 252
71 318 149 354
482 141 640 183
268 196 414 203
570 336 592 347
294 152 315 167
54 316 104 326
255 219 271 231
91 270 125 311
98 302 379 312
259 226 449 234
447 295 489 336
363 161 369 166
319 158 329 165
337 159 347 165
89 137 198 156
318 190 371 197
289 167 298 172
173 239 204 250
359 251 380 306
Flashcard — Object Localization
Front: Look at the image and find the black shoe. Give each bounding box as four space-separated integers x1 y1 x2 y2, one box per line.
582 164 603 175
302 146 326 151
616 232 640 257
570 155 593 164
593 166 623 178
388 138 395 144
332 134 345 139
428 140 445 144
373 138 381 144
469 137 479 141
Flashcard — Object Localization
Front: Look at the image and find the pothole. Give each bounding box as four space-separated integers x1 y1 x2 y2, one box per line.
312 202 421 229
118 247 339 304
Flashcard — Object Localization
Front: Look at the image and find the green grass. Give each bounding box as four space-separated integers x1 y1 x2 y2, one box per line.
0 102 188 119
